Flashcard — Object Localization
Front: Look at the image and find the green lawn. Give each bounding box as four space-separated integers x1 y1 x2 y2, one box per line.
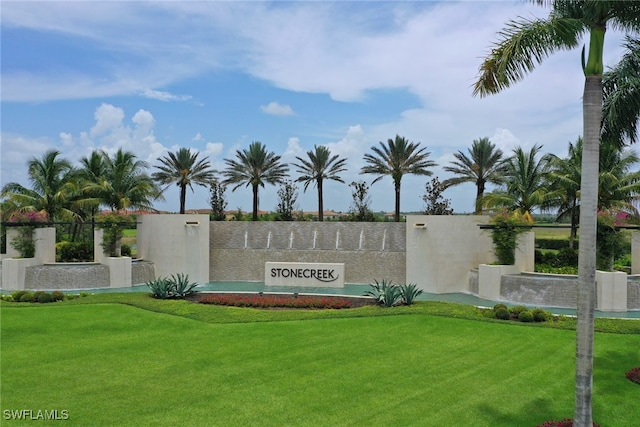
1 297 639 426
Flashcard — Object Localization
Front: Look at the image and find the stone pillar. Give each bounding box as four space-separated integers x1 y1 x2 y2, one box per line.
35 227 56 263
478 264 518 301
515 231 535 272
632 232 640 274
596 270 628 312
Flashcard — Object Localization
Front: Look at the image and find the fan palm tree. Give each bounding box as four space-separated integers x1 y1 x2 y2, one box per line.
1 149 76 221
482 144 555 220
547 137 583 248
222 141 289 221
474 2 640 424
361 135 436 222
293 145 347 221
86 148 162 212
442 137 505 214
152 148 216 214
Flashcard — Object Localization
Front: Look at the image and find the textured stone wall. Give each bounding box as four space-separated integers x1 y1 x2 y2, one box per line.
24 264 110 289
16 261 155 290
629 280 640 310
500 274 579 308
210 222 405 284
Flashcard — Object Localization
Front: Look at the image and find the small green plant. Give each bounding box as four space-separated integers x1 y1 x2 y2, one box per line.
493 303 508 311
495 307 511 320
170 273 198 298
33 291 54 303
51 291 65 302
489 210 530 265
96 212 134 257
19 292 35 303
364 279 401 307
146 274 199 299
509 305 528 316
531 308 551 322
398 283 423 305
8 211 48 258
518 310 534 322
146 278 174 299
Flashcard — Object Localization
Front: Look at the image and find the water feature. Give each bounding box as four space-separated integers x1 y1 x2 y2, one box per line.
266 231 272 249
312 230 318 249
335 230 341 250
289 231 294 249
358 229 364 251
381 229 387 251
244 230 248 249
53 280 639 318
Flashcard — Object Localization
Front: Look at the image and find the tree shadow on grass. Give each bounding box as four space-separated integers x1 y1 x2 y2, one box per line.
474 397 565 426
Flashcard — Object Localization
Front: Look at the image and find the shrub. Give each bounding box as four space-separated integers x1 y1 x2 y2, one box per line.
536 419 600 427
364 279 401 307
489 210 530 265
11 290 30 301
33 291 54 303
1 294 14 302
493 303 508 311
51 291 65 302
19 292 35 303
509 305 528 316
121 244 132 257
495 307 510 320
56 241 93 262
146 278 174 299
199 294 352 309
626 366 640 385
532 308 551 322
146 273 199 299
518 310 534 322
170 273 198 298
398 283 423 305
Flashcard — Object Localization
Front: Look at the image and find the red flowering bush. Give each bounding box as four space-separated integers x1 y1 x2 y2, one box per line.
536 419 600 427
8 211 48 223
626 366 640 385
198 294 352 309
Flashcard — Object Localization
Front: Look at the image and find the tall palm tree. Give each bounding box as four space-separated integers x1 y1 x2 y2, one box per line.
361 135 436 222
547 137 583 248
473 2 640 425
1 149 76 221
152 148 216 214
86 148 162 212
222 141 289 221
293 145 347 221
482 144 555 220
442 137 505 214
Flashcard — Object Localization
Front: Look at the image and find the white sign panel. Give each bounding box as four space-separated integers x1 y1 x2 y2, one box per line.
265 262 345 288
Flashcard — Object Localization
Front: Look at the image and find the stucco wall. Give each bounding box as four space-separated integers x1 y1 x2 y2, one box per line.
406 215 496 293
138 214 209 284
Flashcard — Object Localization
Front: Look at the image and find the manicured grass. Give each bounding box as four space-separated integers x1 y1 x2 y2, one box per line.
1 298 639 426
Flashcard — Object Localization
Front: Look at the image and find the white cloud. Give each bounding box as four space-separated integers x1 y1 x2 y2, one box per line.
90 103 125 138
141 89 193 102
260 101 295 116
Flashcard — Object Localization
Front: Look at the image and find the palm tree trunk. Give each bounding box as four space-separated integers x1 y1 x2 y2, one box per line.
252 184 259 221
179 184 187 214
574 74 601 427
318 178 324 222
394 180 401 222
475 181 485 215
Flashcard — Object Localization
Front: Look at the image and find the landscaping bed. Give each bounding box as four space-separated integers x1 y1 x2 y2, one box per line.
188 292 377 309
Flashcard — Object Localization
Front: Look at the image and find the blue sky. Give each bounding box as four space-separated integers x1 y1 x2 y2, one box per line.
0 1 629 215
